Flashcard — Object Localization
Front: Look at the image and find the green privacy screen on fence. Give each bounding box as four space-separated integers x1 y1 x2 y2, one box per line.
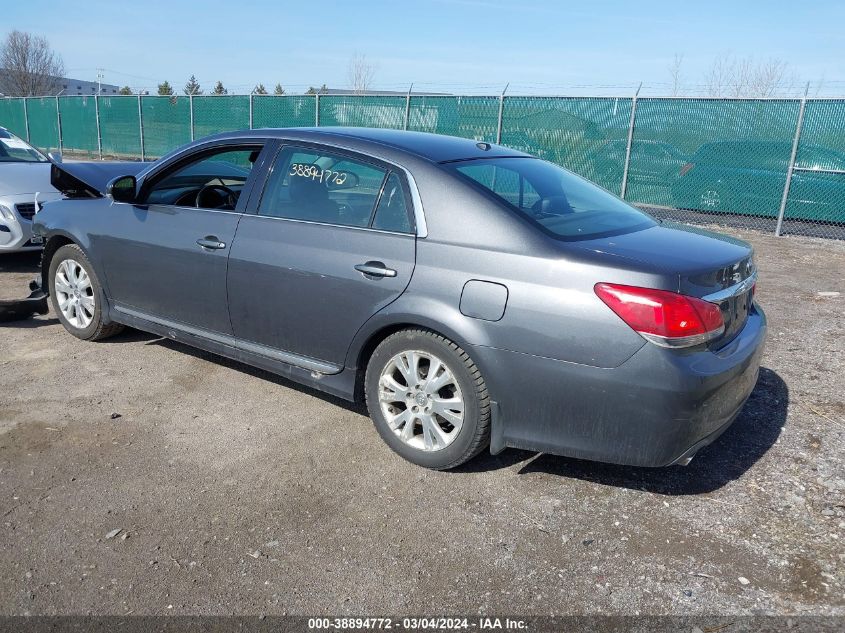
58 96 99 156
192 95 249 140
786 99 845 223
99 96 141 158
501 97 633 194
141 96 191 159
626 99 800 218
2 93 844 234
320 95 405 129
409 96 499 142
253 95 316 129
26 97 60 152
0 98 26 137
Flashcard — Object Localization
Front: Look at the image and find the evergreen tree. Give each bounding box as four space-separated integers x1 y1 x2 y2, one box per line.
212 80 227 95
253 83 267 95
157 80 174 96
273 83 285 95
118 86 133 95
183 75 202 95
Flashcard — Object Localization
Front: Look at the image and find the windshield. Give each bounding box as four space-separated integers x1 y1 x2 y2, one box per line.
0 131 48 164
450 157 655 240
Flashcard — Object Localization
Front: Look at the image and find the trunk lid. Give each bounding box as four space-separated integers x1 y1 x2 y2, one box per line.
573 221 756 346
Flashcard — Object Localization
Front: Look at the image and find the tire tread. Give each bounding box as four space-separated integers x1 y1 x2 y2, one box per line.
49 244 124 342
364 328 491 470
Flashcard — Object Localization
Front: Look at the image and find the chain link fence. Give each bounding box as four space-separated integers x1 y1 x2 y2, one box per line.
1 93 843 239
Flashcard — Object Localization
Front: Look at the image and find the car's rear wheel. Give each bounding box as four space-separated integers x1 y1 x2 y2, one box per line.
365 329 490 470
49 244 123 341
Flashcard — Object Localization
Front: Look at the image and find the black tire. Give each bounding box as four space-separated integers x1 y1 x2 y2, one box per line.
364 328 490 470
48 244 123 341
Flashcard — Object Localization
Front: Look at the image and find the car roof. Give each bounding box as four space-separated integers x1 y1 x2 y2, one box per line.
200 127 532 164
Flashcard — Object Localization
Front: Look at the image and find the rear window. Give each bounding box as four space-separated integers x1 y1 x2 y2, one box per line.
450 157 655 240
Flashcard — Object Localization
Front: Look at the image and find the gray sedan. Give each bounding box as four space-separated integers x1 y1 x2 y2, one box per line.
32 128 766 470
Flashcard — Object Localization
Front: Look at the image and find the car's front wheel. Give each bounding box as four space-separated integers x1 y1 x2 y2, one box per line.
49 244 123 341
365 329 490 470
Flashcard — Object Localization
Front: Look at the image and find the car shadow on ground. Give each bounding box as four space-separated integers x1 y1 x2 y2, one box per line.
0 252 41 274
0 315 59 328
147 336 369 414
463 367 788 495
80 327 787 494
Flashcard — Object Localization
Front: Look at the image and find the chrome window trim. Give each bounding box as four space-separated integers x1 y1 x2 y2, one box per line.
702 272 757 303
398 166 428 238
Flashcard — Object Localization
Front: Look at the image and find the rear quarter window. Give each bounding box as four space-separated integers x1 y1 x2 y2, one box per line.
450 157 655 240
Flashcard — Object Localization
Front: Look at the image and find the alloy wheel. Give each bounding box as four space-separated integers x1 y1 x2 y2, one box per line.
54 258 95 329
378 350 465 452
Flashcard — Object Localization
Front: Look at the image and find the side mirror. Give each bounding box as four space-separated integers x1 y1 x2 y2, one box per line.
47 151 63 164
106 175 137 203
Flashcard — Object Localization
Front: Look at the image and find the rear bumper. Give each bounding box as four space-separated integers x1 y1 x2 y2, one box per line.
473 304 767 467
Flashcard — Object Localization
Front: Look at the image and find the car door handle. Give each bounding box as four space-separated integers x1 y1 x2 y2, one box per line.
196 236 226 250
355 262 397 278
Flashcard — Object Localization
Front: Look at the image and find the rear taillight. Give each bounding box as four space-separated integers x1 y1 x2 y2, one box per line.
679 162 695 177
594 283 724 348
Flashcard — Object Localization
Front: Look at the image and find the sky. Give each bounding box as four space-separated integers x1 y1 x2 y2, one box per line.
4 0 845 96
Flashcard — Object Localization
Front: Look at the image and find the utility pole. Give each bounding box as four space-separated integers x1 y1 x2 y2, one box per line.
97 69 105 94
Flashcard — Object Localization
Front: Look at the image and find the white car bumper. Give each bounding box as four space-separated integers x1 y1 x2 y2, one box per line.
0 194 62 252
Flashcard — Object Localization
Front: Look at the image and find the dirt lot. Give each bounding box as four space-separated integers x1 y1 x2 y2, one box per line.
0 228 843 617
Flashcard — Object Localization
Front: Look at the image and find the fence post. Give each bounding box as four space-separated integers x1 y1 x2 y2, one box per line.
189 95 195 141
775 82 810 237
404 83 413 131
315 93 320 127
95 94 103 160
249 93 254 129
56 96 63 155
620 83 642 200
138 95 145 161
496 83 508 145
22 98 30 142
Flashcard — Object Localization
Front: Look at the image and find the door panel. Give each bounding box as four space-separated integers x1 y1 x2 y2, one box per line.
97 142 271 334
227 217 415 365
96 206 240 333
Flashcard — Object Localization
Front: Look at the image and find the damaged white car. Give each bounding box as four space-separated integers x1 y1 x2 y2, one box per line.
0 126 62 253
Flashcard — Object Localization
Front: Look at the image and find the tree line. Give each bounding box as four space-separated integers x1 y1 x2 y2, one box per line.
149 77 288 97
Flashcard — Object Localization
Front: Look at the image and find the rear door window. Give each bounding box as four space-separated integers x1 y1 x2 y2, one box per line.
259 146 390 229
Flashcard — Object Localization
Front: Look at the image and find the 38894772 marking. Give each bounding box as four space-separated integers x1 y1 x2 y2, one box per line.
289 162 348 186
306 617 528 630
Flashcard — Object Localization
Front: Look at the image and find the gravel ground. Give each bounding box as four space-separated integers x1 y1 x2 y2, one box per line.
0 228 843 617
